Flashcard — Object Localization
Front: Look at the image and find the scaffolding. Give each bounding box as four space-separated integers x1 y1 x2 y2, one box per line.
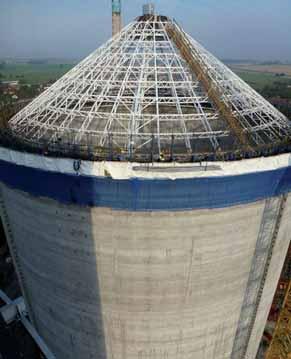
266 282 291 358
266 244 291 359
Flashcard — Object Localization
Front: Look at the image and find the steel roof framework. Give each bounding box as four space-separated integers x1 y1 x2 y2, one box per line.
8 17 291 158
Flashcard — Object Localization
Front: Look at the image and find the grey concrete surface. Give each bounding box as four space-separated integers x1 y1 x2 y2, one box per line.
0 182 290 359
245 194 291 358
231 196 287 358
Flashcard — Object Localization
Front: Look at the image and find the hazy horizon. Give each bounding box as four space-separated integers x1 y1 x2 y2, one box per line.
1 0 291 62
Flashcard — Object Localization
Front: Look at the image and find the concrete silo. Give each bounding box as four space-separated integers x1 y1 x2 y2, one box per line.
0 11 291 359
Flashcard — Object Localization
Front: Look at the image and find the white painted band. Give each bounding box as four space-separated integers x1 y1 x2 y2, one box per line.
0 146 291 180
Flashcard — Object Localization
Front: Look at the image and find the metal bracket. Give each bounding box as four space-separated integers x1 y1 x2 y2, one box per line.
0 290 56 359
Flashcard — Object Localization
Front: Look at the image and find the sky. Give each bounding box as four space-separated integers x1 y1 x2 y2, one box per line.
0 0 290 62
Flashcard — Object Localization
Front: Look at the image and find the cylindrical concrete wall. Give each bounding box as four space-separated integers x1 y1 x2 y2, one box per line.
0 150 290 359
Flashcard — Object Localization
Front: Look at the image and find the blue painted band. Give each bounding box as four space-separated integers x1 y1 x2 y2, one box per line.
0 158 291 211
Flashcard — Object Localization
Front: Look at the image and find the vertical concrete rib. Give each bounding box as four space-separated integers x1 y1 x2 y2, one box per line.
231 195 288 359
246 194 291 358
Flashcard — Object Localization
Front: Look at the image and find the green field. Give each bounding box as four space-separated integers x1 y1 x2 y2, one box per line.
0 63 73 85
232 69 291 91
1 63 291 98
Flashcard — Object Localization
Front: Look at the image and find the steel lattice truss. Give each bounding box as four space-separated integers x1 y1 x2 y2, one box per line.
8 16 291 158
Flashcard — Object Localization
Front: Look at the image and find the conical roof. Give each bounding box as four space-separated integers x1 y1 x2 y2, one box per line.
5 15 291 162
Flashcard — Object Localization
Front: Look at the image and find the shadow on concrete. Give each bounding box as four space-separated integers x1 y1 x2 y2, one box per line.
0 184 108 359
0 214 40 359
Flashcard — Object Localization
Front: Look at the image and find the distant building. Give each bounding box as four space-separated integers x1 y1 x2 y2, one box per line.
270 97 291 107
0 81 20 91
